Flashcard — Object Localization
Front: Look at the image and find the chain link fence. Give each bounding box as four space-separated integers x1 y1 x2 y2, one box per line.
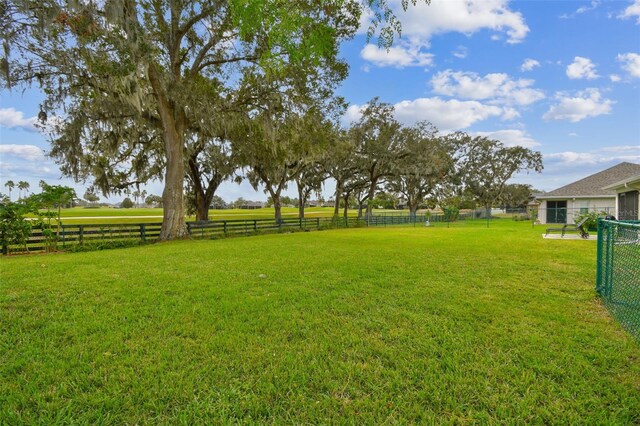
596 219 640 340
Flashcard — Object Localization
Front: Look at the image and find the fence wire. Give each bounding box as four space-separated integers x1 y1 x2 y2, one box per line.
596 219 640 340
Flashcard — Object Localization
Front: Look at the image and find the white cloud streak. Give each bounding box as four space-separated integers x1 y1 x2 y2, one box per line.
0 108 38 132
360 43 434 68
345 97 515 131
0 144 46 161
472 129 540 148
618 0 640 24
430 70 545 106
520 58 540 72
617 52 640 78
566 56 599 80
543 89 613 122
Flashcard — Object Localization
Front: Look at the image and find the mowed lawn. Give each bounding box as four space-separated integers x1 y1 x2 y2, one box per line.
1 222 639 423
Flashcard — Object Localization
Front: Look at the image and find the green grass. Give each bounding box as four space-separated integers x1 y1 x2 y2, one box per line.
1 222 639 423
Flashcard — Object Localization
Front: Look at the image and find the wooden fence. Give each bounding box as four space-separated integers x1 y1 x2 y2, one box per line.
2 213 466 255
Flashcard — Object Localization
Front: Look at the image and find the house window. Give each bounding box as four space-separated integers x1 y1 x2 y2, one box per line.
618 190 639 221
547 200 567 223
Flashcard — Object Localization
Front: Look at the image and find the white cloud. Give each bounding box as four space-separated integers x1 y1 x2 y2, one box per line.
359 0 529 67
0 108 38 132
452 46 468 59
576 0 600 14
568 132 579 137
599 145 640 154
360 43 434 68
472 129 540 148
617 52 640 78
395 0 529 44
520 58 540 72
566 56 599 80
618 0 640 24
430 70 545 106
345 97 509 131
560 1 600 19
543 88 614 122
545 148 640 166
393 98 506 130
609 74 621 82
0 144 46 161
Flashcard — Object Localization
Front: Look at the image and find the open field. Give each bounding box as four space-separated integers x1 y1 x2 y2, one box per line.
41 206 351 225
1 221 638 423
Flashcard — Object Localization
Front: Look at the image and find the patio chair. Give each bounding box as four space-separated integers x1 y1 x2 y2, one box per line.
545 216 590 239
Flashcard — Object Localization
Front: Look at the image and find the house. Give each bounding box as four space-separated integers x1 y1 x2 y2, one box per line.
602 174 640 221
238 201 265 210
535 162 640 224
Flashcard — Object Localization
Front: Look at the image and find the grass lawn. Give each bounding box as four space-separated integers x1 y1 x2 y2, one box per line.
1 221 638 423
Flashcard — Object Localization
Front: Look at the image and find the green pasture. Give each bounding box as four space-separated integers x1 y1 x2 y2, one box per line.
47 206 351 224
1 222 638 423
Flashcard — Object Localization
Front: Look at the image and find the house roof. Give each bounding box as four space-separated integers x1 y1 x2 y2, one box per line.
602 174 640 191
538 162 640 199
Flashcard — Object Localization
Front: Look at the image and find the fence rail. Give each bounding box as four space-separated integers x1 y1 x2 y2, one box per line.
596 219 640 340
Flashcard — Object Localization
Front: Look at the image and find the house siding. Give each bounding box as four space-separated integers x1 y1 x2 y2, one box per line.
537 197 616 224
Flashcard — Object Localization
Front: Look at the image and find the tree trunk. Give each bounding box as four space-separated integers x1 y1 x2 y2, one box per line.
195 191 210 221
343 193 349 218
297 182 305 219
149 63 187 241
366 180 377 217
409 202 419 218
333 179 342 218
274 197 282 222
160 129 188 239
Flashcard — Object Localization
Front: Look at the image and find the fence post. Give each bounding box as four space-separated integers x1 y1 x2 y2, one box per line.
254 220 257 232
223 221 228 235
79 225 84 245
140 224 146 242
317 217 320 229
61 225 66 248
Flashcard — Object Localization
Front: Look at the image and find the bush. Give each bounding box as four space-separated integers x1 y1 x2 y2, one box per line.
443 206 460 222
0 199 37 253
575 211 607 231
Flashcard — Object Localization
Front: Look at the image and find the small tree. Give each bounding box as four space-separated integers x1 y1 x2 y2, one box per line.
83 189 100 205
145 194 163 208
121 198 134 209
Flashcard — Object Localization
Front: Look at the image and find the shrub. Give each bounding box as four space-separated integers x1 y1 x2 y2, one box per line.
443 206 460 222
575 211 608 231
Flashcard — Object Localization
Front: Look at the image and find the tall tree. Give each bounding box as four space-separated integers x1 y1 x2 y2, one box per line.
459 136 543 217
2 0 360 240
4 181 15 200
348 98 402 217
17 181 30 199
386 122 453 217
186 135 237 221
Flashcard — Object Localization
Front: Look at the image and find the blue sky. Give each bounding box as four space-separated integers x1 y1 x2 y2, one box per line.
1 0 639 203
